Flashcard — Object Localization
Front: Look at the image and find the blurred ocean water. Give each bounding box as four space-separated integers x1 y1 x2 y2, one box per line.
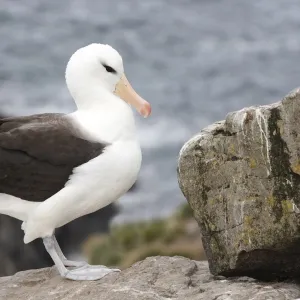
0 0 299 223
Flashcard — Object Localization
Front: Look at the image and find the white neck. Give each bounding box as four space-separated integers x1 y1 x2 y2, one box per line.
68 85 139 144
68 83 111 110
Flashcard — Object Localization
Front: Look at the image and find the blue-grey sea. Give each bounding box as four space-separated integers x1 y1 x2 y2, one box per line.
0 0 299 223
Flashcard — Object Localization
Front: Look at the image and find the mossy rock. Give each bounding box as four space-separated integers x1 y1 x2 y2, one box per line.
178 88 300 279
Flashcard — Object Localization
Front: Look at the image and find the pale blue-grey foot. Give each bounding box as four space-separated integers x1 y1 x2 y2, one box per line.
52 235 87 267
63 264 120 281
43 236 120 281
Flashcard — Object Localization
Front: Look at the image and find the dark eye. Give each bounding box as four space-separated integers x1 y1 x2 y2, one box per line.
102 63 117 74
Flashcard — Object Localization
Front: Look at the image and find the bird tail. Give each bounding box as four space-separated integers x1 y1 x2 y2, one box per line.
0 193 40 222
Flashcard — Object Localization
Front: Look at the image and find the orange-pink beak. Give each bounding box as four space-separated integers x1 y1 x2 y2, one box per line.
114 74 151 118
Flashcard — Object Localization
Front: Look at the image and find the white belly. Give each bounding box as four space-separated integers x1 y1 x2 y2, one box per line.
62 140 142 223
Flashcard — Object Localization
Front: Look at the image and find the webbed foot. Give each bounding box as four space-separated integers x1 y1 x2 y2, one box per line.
64 265 120 281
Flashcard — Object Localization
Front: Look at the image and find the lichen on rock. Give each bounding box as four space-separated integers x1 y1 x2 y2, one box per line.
178 88 300 279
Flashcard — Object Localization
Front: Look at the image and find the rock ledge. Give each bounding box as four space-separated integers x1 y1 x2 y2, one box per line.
1 256 300 300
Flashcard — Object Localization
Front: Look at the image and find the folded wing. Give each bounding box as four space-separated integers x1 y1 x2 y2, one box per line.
0 113 106 201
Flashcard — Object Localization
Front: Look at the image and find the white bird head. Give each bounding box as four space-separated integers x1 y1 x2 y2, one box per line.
65 43 151 117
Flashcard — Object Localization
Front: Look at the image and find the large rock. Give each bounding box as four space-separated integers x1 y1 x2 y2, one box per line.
178 88 300 279
1 256 300 300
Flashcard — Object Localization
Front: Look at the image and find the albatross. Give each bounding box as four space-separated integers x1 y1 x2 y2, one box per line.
0 43 151 281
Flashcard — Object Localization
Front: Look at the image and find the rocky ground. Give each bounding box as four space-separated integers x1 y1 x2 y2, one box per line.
1 256 300 300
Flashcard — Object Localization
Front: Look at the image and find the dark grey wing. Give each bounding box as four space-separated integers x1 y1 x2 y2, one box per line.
0 113 106 201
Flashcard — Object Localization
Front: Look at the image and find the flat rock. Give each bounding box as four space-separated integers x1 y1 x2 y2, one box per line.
178 88 300 279
1 256 300 300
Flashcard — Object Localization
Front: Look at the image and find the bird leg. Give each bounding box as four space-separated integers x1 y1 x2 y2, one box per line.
43 236 120 281
52 235 87 267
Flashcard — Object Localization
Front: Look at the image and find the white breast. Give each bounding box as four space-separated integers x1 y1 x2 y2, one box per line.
65 140 142 220
69 101 138 144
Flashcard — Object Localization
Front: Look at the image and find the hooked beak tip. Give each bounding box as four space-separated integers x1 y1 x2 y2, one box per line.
140 102 151 118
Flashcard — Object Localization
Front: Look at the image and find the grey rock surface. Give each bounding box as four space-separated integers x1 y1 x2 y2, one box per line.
1 256 300 300
178 88 300 279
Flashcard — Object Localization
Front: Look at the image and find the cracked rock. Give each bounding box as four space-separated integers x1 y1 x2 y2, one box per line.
178 88 300 279
1 256 300 300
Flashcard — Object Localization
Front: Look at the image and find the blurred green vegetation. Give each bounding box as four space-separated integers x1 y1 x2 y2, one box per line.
175 201 194 220
83 202 206 269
